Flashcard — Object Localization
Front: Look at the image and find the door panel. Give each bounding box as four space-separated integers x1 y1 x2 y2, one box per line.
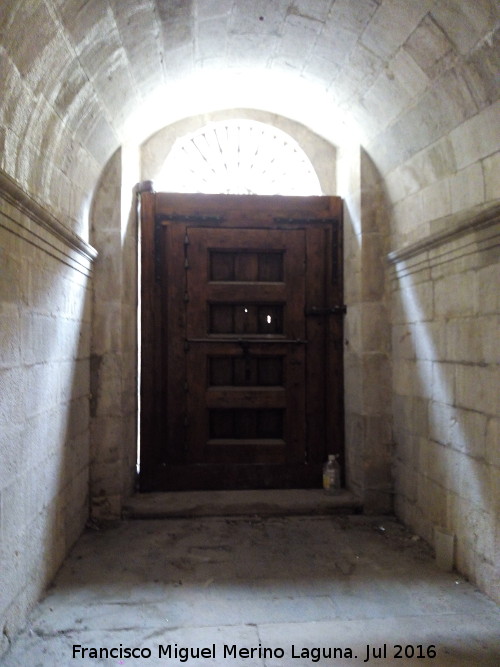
140 193 343 491
185 227 306 469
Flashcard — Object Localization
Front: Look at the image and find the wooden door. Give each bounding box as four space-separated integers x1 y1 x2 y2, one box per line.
140 193 344 491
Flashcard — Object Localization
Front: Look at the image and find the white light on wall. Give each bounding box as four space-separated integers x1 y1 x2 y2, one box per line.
155 120 322 196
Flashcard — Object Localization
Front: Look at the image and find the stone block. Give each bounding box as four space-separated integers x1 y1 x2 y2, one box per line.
361 0 433 58
412 396 430 438
485 418 500 468
428 400 457 447
76 320 91 360
361 303 390 352
391 192 424 243
0 423 25 489
391 46 430 98
434 271 476 318
23 362 60 418
416 473 448 527
450 101 500 169
393 360 415 397
92 301 122 355
27 265 65 316
445 316 488 363
90 415 123 462
0 241 23 304
420 177 452 222
438 403 488 461
362 352 391 414
393 358 432 399
59 358 90 401
404 14 454 77
473 555 500 606
21 313 56 365
431 361 455 405
482 150 500 201
410 320 444 361
63 429 90 481
361 234 386 301
478 315 499 365
0 475 27 545
0 302 21 368
90 459 123 497
434 526 455 571
455 364 499 416
361 68 412 127
431 0 498 56
343 352 363 413
394 459 418 502
0 534 26 617
67 395 90 440
477 262 500 314
0 366 28 427
22 407 66 469
392 323 415 360
385 163 419 204
92 353 122 416
392 277 434 324
196 0 233 20
450 162 485 214
392 393 410 435
419 438 443 483
90 493 122 521
458 507 496 565
457 456 492 513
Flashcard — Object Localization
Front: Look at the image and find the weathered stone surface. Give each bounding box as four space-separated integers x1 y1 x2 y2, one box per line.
1 1 499 658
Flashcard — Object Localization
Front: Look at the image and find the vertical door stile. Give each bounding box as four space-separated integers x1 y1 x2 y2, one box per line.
164 222 189 464
139 192 160 485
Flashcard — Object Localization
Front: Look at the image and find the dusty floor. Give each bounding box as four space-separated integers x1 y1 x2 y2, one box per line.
2 514 499 666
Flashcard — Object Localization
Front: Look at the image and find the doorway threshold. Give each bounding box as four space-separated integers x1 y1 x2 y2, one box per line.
123 488 362 519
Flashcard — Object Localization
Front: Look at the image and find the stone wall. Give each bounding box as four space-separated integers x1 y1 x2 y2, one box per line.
338 144 392 513
385 103 500 249
0 171 95 652
89 148 138 521
390 204 500 603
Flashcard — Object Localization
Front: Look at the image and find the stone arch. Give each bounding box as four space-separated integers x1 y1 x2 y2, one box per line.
89 109 392 517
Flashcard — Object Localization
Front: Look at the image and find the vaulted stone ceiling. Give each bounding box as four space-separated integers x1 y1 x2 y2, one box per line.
0 0 498 230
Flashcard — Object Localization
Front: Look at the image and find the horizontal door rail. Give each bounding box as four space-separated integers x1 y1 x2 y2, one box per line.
186 338 308 345
305 305 346 315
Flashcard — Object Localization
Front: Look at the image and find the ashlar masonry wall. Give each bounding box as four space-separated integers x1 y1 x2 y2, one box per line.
390 206 500 603
0 171 95 653
89 148 138 521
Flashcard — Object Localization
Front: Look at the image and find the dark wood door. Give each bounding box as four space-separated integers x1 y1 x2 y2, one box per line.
140 193 344 491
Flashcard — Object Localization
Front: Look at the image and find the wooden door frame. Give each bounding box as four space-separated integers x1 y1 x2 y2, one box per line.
139 192 344 491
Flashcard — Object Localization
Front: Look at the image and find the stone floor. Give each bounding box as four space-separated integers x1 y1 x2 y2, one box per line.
2 513 499 666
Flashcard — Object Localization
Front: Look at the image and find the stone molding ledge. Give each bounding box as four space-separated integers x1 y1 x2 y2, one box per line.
0 168 97 272
388 200 500 265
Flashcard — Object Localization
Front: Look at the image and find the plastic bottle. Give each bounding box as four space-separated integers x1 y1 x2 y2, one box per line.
323 454 341 493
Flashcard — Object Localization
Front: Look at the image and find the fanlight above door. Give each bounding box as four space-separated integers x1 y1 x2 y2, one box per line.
155 119 322 196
